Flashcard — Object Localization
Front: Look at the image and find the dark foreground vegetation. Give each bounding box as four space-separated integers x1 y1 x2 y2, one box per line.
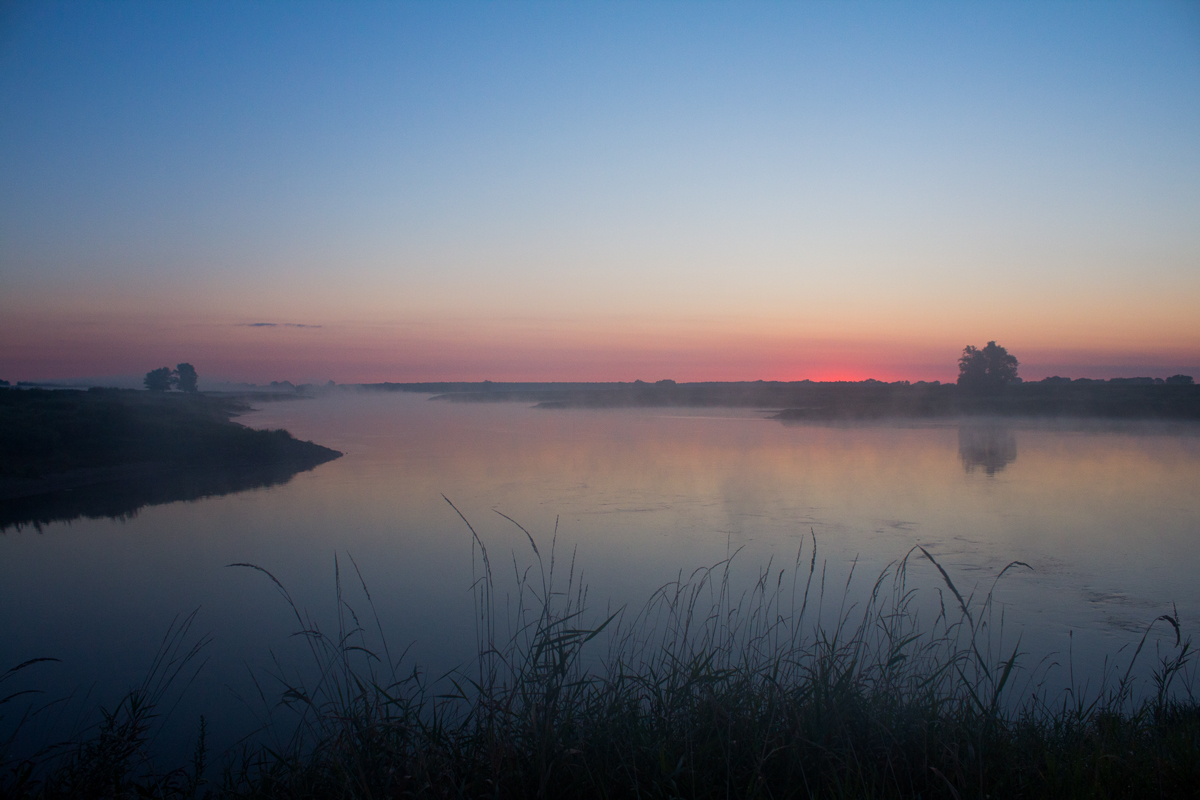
3 515 1196 799
0 389 341 530
369 378 1200 420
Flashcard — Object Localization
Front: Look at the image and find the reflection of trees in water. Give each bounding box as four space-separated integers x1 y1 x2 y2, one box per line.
0 457 334 532
958 425 1017 476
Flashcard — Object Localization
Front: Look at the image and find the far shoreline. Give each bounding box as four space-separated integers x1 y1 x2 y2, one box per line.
356 378 1200 421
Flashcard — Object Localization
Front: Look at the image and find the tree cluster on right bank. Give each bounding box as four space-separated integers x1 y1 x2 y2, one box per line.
956 342 1193 390
957 341 1019 391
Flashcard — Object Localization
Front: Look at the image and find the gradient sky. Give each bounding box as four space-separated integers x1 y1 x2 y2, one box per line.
2 1 1198 384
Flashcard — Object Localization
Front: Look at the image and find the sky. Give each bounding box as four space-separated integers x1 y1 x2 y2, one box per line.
2 1 1199 384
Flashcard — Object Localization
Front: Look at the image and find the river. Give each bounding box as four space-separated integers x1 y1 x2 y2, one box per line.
3 390 1198 755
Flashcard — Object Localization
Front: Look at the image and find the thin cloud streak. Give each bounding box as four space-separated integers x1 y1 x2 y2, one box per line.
237 322 323 328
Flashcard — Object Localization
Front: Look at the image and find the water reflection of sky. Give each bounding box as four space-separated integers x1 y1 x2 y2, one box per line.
2 392 1198 753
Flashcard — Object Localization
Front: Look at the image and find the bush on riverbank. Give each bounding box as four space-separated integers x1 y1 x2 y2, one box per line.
4 516 1196 799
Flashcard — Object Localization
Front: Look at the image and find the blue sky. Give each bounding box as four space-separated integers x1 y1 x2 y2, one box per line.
2 1 1198 382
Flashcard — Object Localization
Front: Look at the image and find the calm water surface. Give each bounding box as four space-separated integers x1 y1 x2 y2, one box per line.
3 392 1199 748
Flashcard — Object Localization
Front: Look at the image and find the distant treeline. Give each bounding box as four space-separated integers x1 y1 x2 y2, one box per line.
363 378 1200 419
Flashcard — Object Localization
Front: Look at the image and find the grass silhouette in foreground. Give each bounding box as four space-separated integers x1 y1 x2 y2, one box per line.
3 507 1197 799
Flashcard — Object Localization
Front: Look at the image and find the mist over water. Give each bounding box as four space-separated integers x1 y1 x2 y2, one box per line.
2 391 1198 752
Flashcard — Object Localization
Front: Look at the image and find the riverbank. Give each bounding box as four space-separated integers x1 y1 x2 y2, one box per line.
0 388 341 528
362 379 1200 420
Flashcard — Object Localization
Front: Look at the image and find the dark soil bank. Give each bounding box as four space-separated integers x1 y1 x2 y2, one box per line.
0 388 341 529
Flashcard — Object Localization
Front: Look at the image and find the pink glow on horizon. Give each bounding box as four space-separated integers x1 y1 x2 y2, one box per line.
2 320 1195 386
2 302 1196 385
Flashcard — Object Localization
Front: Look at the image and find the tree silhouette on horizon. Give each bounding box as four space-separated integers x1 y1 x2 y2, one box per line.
175 363 199 393
143 363 200 392
957 341 1019 391
143 367 174 392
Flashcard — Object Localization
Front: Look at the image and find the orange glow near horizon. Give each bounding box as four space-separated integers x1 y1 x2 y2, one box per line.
4 242 1199 385
1 301 1196 385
